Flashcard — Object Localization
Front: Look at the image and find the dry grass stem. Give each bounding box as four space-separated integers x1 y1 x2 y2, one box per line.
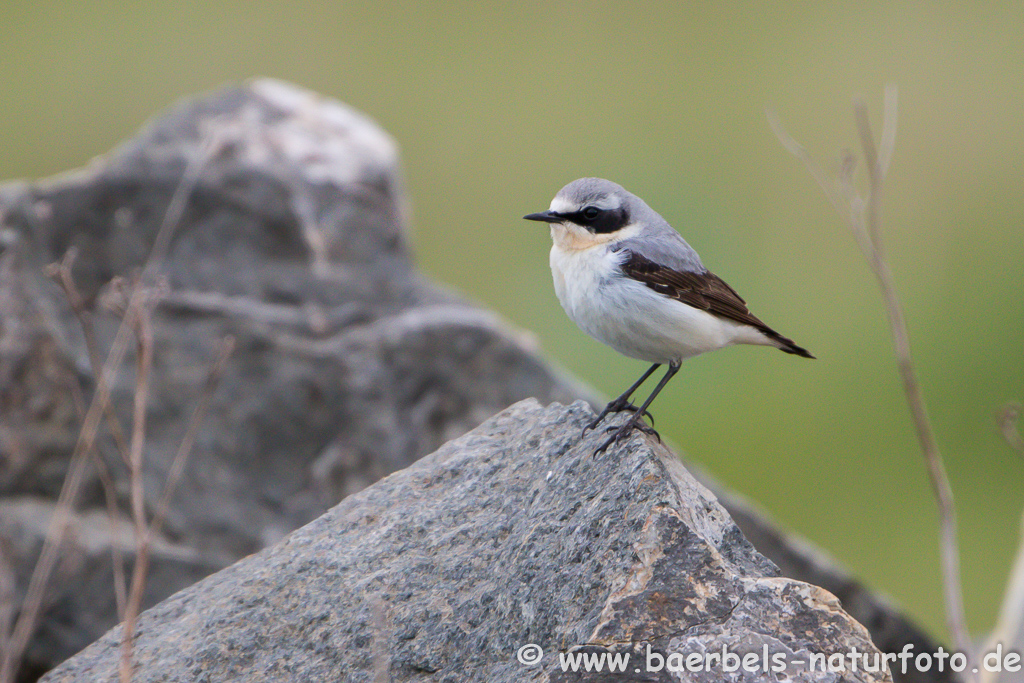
46 250 131 618
114 331 232 682
118 290 157 683
0 343 120 682
151 334 235 539
770 87 972 673
0 127 224 683
45 249 131 460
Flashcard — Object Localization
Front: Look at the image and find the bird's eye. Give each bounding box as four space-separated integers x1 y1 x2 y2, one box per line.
582 207 601 220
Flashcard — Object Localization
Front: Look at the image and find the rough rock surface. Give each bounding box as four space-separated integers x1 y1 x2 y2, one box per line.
0 79 591 677
41 400 892 683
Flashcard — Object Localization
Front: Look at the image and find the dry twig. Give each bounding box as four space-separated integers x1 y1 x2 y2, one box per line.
0 125 224 683
46 250 131 618
116 330 232 682
118 287 157 683
0 340 119 682
45 249 131 460
151 335 235 539
770 87 972 671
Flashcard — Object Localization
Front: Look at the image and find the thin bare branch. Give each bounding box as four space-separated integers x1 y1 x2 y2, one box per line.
767 109 850 218
46 250 131 617
55 342 129 621
116 331 233 682
119 292 157 683
92 460 129 622
146 136 217 277
853 98 879 179
879 85 899 177
0 367 110 681
0 127 223 683
837 164 877 264
45 248 131 462
150 335 235 540
853 98 885 260
0 271 143 680
771 89 972 674
858 92 969 662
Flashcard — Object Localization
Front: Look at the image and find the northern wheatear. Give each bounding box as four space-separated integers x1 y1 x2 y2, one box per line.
524 177 813 454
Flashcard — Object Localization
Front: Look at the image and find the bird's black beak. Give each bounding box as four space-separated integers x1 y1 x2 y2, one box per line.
523 211 562 223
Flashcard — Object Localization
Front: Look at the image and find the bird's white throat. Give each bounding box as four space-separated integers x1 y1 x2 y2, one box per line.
548 221 642 253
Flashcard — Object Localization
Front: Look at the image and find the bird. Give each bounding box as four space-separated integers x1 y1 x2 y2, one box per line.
524 177 813 454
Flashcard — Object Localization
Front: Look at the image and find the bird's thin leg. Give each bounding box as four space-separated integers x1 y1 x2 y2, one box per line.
594 362 680 455
583 363 660 435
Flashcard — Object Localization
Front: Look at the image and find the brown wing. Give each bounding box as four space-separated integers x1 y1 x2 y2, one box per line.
617 249 814 358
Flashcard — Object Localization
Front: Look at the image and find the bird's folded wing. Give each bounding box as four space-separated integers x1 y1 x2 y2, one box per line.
615 248 773 331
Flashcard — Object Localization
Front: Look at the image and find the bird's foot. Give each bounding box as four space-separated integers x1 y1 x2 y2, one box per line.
626 419 661 440
620 402 655 427
604 419 660 441
593 412 661 456
582 399 654 438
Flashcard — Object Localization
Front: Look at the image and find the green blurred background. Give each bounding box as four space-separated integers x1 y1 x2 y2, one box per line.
3 1 1022 644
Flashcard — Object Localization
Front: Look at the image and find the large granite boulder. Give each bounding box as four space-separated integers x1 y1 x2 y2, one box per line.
41 400 892 683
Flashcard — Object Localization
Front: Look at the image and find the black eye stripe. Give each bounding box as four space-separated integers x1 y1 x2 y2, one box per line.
562 206 628 234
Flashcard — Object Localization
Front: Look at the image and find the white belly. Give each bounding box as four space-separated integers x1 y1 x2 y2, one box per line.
550 244 765 364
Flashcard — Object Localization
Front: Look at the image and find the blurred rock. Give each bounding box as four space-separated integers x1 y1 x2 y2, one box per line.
41 400 892 683
0 79 591 678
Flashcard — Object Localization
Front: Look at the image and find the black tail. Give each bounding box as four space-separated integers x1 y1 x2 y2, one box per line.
761 327 815 359
780 341 815 359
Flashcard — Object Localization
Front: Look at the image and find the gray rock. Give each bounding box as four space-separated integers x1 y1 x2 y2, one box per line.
0 79 592 677
40 400 892 683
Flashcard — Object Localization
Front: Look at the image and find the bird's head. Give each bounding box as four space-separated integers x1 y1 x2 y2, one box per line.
524 178 639 251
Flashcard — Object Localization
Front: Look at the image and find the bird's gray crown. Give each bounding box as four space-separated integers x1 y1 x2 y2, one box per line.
552 177 628 209
545 177 641 235
551 177 706 273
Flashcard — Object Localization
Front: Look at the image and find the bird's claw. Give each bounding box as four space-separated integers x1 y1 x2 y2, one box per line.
582 399 654 439
592 415 661 456
633 421 661 441
593 425 630 456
